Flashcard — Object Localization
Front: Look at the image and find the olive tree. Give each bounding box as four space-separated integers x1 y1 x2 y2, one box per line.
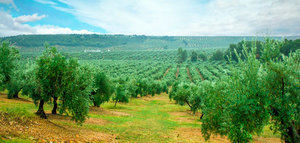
188 81 209 116
262 41 299 143
91 72 113 107
169 82 201 111
113 83 129 107
0 42 19 92
32 45 92 123
22 64 45 117
7 63 28 98
36 46 66 115
191 50 198 62
201 39 299 143
126 78 138 98
59 61 92 123
0 73 4 90
202 48 269 143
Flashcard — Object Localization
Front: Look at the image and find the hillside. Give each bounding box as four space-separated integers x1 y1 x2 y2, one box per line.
1 34 298 53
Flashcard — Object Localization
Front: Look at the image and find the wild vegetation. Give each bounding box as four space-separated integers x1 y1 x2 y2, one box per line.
0 35 299 143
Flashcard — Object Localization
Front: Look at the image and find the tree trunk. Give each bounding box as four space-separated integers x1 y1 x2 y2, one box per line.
279 78 299 142
52 96 58 114
93 100 100 107
200 113 204 119
8 88 21 99
36 99 47 119
13 92 19 98
185 100 192 110
283 122 299 143
114 100 118 107
90 91 99 107
271 106 299 143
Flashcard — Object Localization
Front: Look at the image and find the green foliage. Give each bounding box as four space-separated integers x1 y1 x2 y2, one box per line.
0 41 19 90
169 82 194 110
36 45 66 102
260 39 281 62
191 51 198 62
225 41 262 62
0 73 3 90
225 39 299 62
280 39 300 56
177 48 187 63
2 35 276 52
32 45 91 123
21 63 40 104
113 83 130 107
59 62 92 123
198 52 207 61
263 49 300 142
201 39 299 143
211 49 224 61
201 55 269 143
92 72 113 107
188 81 208 114
126 78 139 98
7 63 29 99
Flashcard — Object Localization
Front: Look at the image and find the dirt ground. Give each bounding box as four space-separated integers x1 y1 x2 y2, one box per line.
0 93 281 143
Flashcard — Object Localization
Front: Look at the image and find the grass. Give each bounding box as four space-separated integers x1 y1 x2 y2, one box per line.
85 96 183 142
2 107 34 120
0 92 281 143
0 138 32 143
51 94 200 142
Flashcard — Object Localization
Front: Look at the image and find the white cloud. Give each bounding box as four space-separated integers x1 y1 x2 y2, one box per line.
35 25 96 34
0 11 98 37
34 0 56 5
53 0 300 36
14 13 46 23
0 0 17 10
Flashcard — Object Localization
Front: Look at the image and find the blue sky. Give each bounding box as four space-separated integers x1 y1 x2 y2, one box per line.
0 0 299 36
10 0 106 33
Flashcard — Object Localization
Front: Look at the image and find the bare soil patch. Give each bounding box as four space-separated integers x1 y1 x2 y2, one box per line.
172 127 230 143
0 112 116 142
186 67 193 82
196 68 205 81
169 111 200 124
176 67 179 78
0 94 32 104
163 67 171 77
90 106 131 117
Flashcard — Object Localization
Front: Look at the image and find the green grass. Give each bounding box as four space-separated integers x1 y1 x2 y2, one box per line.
0 93 281 142
0 138 32 143
52 95 194 142
1 107 34 119
88 97 182 142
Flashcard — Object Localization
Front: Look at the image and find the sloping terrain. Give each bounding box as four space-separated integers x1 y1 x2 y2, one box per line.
2 34 296 52
0 93 281 143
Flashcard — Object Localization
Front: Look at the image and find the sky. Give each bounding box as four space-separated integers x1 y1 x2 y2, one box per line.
0 0 299 37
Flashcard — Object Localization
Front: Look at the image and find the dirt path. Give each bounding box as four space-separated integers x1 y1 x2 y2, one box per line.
196 67 205 81
186 67 193 83
163 67 171 77
176 67 179 79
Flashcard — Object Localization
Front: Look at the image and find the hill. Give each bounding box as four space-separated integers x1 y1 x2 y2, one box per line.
1 34 298 53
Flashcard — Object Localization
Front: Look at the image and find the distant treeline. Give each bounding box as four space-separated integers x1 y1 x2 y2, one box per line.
224 39 300 61
186 38 300 62
1 34 298 51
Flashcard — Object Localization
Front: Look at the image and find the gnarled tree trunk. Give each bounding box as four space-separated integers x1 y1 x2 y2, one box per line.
36 99 47 119
52 96 58 114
